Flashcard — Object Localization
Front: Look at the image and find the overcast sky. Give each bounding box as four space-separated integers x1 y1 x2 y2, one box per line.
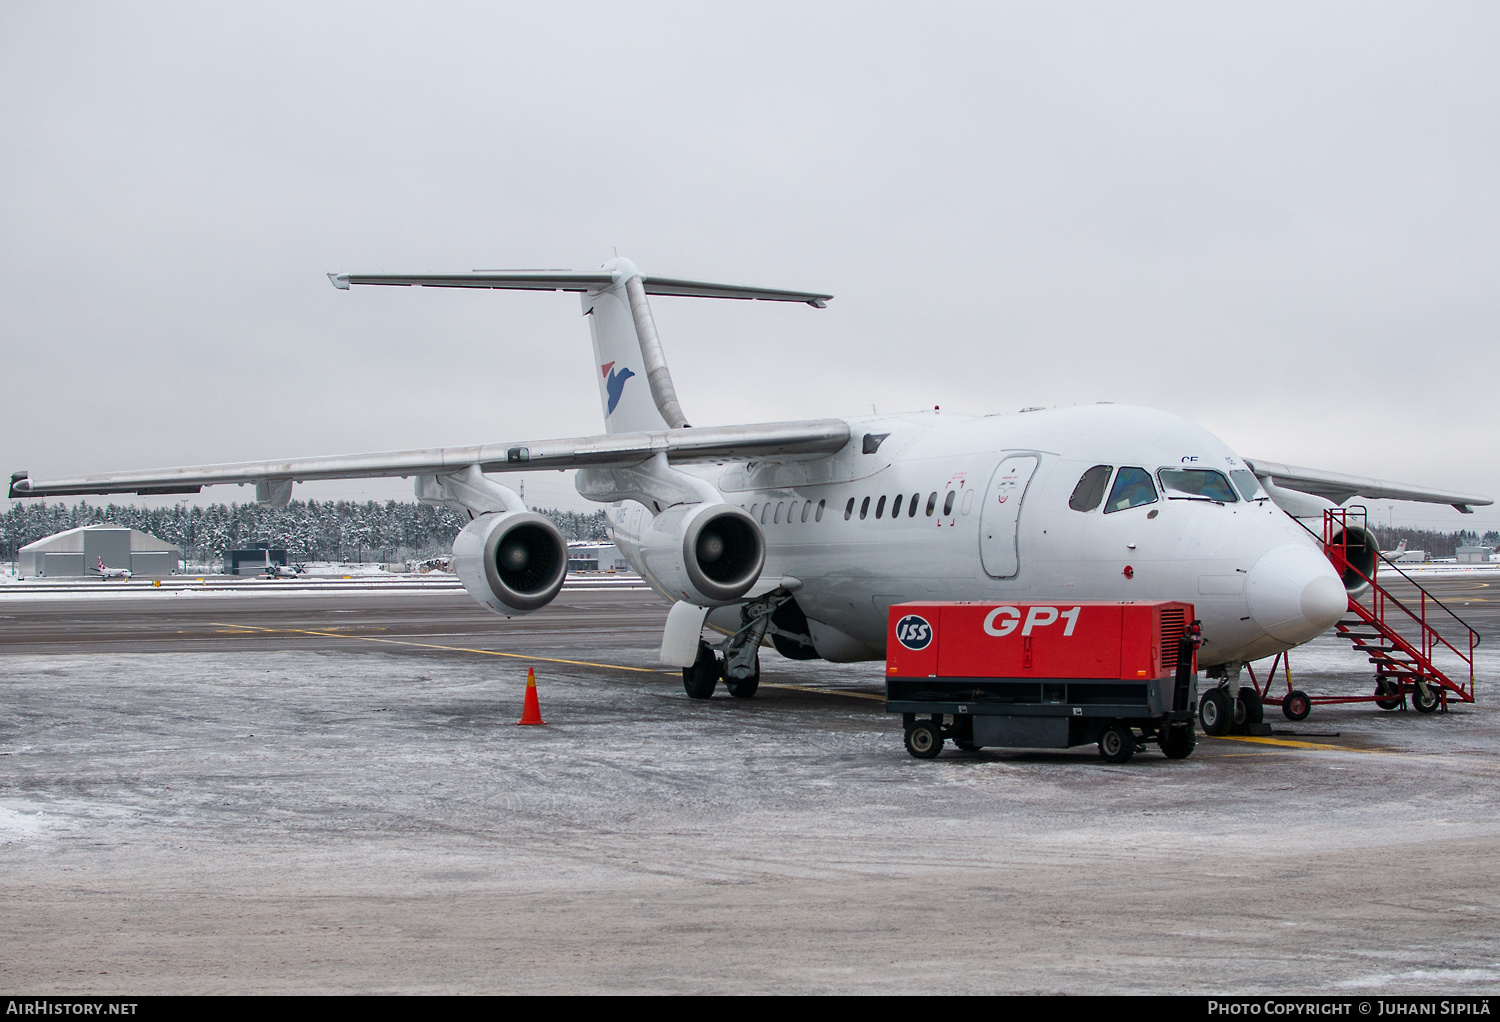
3 2 1497 528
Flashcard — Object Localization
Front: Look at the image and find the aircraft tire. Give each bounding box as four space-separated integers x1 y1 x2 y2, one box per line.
1412 683 1440 714
1159 723 1196 760
904 721 943 759
725 654 760 699
1238 687 1264 725
1098 724 1134 764
1282 689 1311 721
682 643 720 700
1199 689 1232 736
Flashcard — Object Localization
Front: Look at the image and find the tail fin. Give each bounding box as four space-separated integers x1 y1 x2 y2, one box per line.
584 260 678 434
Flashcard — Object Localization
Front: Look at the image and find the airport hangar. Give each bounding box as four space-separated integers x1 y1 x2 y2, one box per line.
17 524 180 577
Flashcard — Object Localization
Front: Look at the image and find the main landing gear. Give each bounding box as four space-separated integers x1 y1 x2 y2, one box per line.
1198 679 1268 736
681 588 807 700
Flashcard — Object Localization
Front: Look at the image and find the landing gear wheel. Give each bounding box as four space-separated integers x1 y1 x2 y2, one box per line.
1199 689 1232 736
1282 689 1311 722
904 720 943 759
1159 723 1196 760
682 642 720 700
1374 678 1403 711
1238 687 1264 725
1098 724 1135 764
1412 683 1440 714
724 653 760 699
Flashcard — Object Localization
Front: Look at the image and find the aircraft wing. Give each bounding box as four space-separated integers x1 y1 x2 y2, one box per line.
1246 458 1492 513
9 420 851 500
327 270 833 307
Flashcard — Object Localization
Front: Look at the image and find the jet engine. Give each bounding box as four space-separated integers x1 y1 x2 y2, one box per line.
452 511 568 616
638 502 765 606
1326 523 1379 595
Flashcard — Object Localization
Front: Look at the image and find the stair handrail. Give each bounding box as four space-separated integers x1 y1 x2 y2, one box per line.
1341 558 1475 682
1287 510 1484 646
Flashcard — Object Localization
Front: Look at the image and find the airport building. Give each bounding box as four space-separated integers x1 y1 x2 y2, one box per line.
224 546 289 575
1455 545 1496 564
567 542 632 572
18 525 181 577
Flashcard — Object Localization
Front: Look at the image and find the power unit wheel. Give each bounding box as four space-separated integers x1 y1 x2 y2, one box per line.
1199 689 1232 736
1283 689 1311 721
724 653 760 699
1238 687 1264 725
1159 723 1196 760
1412 684 1440 714
1098 724 1134 764
1374 678 1403 711
682 643 720 700
904 720 943 759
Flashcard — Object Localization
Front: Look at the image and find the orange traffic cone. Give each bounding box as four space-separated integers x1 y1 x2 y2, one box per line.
517 667 546 725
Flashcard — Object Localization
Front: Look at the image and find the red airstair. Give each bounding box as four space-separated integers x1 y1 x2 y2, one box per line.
1248 507 1479 720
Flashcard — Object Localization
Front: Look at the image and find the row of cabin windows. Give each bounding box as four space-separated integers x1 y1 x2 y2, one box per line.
845 489 957 521
743 489 964 525
745 498 827 525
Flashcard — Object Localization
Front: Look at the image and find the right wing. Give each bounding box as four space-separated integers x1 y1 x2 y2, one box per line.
1246 458 1492 513
9 420 851 500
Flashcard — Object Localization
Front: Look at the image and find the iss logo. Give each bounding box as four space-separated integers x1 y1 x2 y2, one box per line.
894 614 933 650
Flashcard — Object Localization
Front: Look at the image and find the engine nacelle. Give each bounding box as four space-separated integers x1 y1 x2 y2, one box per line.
1326 524 1379 596
452 511 568 617
638 503 765 606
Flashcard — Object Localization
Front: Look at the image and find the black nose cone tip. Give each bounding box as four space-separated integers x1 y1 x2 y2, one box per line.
499 541 531 572
697 531 725 564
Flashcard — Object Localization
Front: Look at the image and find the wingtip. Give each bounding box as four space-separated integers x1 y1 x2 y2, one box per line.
8 471 30 499
328 273 351 290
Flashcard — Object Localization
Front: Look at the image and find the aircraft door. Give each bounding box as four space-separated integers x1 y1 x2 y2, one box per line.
979 454 1039 579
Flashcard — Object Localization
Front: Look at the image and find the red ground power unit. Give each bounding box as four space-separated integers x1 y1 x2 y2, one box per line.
885 601 1200 763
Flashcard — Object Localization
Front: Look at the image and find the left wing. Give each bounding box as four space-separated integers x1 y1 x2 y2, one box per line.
1246 458 1492 513
9 420 851 501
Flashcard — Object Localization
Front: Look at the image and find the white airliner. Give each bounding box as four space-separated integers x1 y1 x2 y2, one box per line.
95 556 132 580
11 258 1489 714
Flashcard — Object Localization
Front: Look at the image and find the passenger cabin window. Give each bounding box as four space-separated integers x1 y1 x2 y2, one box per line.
845 498 855 520
774 501 784 523
925 492 937 516
859 496 870 520
1104 467 1157 513
801 502 811 523
1230 470 1269 502
816 500 825 522
891 494 903 517
908 495 918 517
1069 465 1112 512
1158 469 1237 503
875 496 886 519
942 490 956 516
761 503 771 524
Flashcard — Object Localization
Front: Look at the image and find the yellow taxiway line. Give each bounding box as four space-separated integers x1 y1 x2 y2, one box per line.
208 622 887 702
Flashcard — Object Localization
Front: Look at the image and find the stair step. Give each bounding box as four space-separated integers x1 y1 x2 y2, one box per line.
1341 631 1387 640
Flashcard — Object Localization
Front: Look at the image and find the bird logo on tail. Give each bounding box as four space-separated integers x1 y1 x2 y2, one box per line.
601 361 636 416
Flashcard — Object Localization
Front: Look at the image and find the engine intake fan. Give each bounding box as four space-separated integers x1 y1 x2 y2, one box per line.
452 511 568 616
1327 525 1378 595
640 503 765 606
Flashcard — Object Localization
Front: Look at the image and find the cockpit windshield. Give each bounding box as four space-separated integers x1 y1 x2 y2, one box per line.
1230 469 1270 502
1157 468 1238 502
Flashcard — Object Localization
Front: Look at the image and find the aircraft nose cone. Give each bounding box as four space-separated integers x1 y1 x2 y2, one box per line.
1247 544 1348 644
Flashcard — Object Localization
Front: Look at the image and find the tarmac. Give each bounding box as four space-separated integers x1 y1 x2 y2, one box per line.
1 576 1498 994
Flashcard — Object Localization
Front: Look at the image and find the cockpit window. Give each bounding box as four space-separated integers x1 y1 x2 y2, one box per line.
1069 465 1113 512
1230 469 1269 502
1104 467 1157 513
1158 468 1238 502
